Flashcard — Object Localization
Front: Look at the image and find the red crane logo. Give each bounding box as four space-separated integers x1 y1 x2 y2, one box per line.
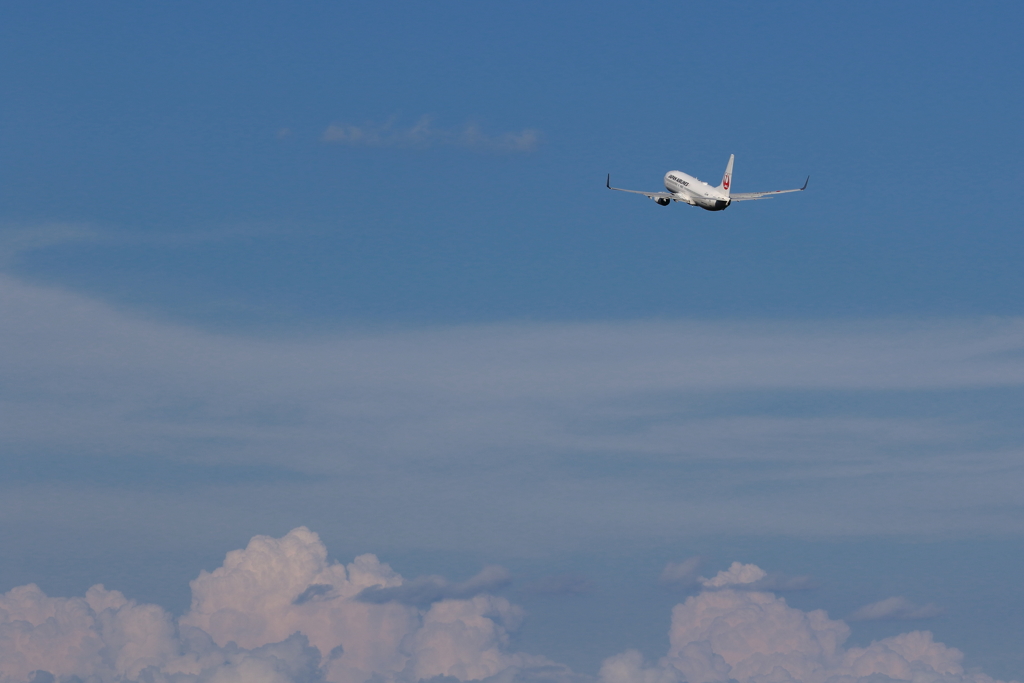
723 174 731 190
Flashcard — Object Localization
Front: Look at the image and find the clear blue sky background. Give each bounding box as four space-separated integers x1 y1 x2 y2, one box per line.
1 1 1023 680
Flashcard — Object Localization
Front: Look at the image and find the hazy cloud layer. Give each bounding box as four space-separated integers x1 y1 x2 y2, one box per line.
2 274 1024 550
849 596 946 621
322 116 539 152
0 529 1013 683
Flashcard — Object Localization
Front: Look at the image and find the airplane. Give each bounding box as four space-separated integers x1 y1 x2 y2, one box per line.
606 155 808 211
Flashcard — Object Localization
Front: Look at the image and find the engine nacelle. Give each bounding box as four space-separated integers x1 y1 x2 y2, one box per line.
652 197 671 206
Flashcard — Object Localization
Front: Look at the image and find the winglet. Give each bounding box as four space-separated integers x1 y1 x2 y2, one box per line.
606 173 611 189
801 176 810 191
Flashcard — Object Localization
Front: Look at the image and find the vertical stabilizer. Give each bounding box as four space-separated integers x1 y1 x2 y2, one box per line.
718 154 735 196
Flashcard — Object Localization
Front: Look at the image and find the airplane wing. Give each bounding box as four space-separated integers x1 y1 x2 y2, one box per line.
606 174 678 200
729 176 810 201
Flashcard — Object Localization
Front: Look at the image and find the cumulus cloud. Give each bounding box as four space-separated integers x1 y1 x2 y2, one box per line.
848 596 945 621
0 582 325 683
321 116 539 152
0 532 1013 683
599 571 1014 683
0 528 564 683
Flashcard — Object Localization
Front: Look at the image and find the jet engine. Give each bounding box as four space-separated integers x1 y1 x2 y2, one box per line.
652 197 671 206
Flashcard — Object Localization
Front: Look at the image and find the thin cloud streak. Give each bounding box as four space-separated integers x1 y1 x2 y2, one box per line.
0 222 300 265
524 575 595 596
357 566 512 606
0 223 100 265
849 596 946 621
696 562 818 592
322 116 539 152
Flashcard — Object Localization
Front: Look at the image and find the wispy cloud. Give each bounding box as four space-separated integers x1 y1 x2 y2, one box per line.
525 574 595 595
0 222 298 264
2 274 1024 551
659 557 703 588
0 223 100 264
849 596 945 621
357 565 512 606
322 116 540 152
696 562 818 592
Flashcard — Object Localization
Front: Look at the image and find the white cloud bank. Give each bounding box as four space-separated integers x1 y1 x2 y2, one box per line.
0 528 561 683
322 116 539 152
0 529 1015 683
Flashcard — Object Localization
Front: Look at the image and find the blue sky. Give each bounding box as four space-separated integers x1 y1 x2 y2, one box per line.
3 1 1023 325
1 2 1023 682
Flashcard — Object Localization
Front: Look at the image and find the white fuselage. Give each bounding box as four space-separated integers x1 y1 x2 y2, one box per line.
664 171 731 211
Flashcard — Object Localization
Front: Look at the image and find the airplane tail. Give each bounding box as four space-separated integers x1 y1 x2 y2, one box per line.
718 154 735 196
